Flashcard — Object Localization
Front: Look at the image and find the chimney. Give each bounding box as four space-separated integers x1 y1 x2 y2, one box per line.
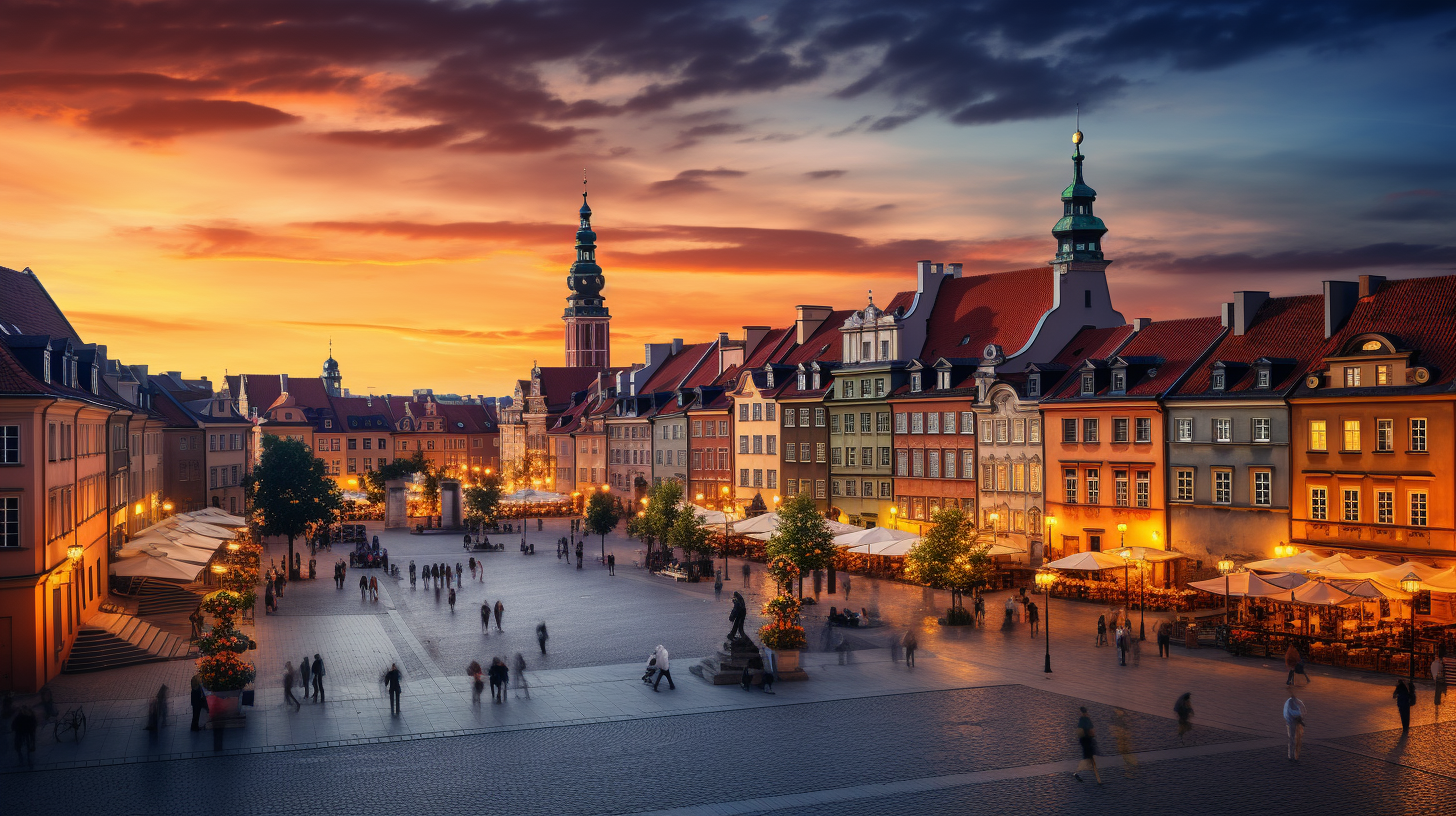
1359 275 1386 298
1323 281 1360 339
947 262 962 278
671 338 684 356
280 373 289 392
1232 291 1269 336
915 260 944 295
1220 303 1235 328
795 306 832 345
1132 318 1152 331
743 326 770 356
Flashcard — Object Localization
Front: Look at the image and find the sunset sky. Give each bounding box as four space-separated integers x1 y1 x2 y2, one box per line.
1 0 1453 398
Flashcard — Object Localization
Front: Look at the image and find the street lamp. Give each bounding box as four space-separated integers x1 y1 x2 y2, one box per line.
66 543 84 563
889 505 898 530
1274 543 1295 559
1044 515 1057 561
1035 569 1056 673
1217 559 1235 624
1401 572 1422 682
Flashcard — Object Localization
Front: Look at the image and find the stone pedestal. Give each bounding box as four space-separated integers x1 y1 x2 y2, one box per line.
385 480 408 529
439 478 462 530
690 637 808 684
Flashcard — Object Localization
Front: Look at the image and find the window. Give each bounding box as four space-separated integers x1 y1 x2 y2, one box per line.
993 419 1007 443
753 469 764 487
718 420 729 436
0 496 17 546
815 443 826 462
739 436 749 454
1376 419 1393 452
1410 492 1428 527
1012 461 1024 492
1064 468 1078 503
797 373 806 391
739 468 750 487
1087 469 1101 505
876 378 886 397
1310 487 1327 520
1213 469 1232 504
1342 488 1360 521
1253 417 1271 443
1342 420 1361 452
896 450 908 476
1012 419 1025 443
752 403 762 422
831 479 842 496
969 451 980 482
1135 417 1151 443
842 414 854 434
1027 377 1040 397
864 446 876 468
862 413 873 434
1062 418 1077 443
830 414 840 434
1112 370 1126 392
1253 470 1271 507
880 481 892 498
815 480 826 499
739 404 750 421
1175 469 1194 502
909 374 921 393
1256 369 1270 388
1136 471 1151 508
1082 418 1098 443
1343 366 1361 388
945 450 956 478
753 435 763 454
783 410 795 428
0 425 18 464
1215 418 1232 443
1113 417 1129 443
1376 490 1394 524
911 449 923 477
796 408 808 428
880 340 890 361
347 437 357 450
785 479 798 497
1211 371 1225 391
1176 418 1192 443
996 463 1007 491
1030 420 1041 443
895 413 908 434
693 450 703 469
928 450 940 478
1395 417 1422 455
962 412 976 433
876 412 890 434
927 413 940 434
1080 373 1095 395
830 447 842 466
846 447 857 467
911 413 924 434
1309 420 1327 452
347 458 357 474
800 442 810 462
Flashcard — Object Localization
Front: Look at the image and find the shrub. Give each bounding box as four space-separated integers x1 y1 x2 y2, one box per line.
944 606 974 626
196 651 256 691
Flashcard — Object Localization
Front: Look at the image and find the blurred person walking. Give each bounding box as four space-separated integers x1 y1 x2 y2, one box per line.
1073 707 1101 784
1112 708 1138 776
311 654 325 702
383 663 402 714
283 662 301 711
1174 692 1194 741
1283 687 1306 761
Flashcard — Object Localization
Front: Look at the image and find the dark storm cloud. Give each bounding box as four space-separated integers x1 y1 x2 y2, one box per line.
3 0 1447 148
82 98 300 140
646 168 749 196
804 169 847 180
670 122 746 149
1125 242 1456 275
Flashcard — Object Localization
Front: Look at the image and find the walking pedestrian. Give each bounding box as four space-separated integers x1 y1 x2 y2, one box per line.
1028 601 1040 636
1096 614 1107 647
513 653 529 698
383 663 402 714
488 657 509 703
11 705 37 767
1433 645 1447 724
1111 708 1138 776
265 580 275 614
300 655 311 697
311 654 325 702
481 603 490 634
903 629 918 668
456 562 463 587
536 621 549 655
283 662 301 711
359 574 368 601
1073 707 1101 784
190 674 206 731
410 561 417 586
1174 692 1194 740
1285 643 1311 686
1157 620 1171 658
369 574 379 601
494 600 504 631
742 562 750 585
843 576 852 601
607 553 615 575
448 587 457 612
1116 626 1127 666
1394 678 1416 731
651 644 675 691
727 591 747 641
469 661 484 705
1283 687 1306 761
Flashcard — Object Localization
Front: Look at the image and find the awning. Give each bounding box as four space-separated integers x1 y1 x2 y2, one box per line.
1111 546 1188 564
1044 551 1126 571
1245 551 1327 572
1189 571 1302 598
180 508 248 527
110 551 204 581
120 539 216 565
1332 579 1411 600
502 489 566 503
1289 580 1359 606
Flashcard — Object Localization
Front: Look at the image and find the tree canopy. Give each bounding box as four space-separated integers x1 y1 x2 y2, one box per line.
667 507 713 562
464 473 504 522
362 451 430 503
584 491 621 543
245 436 343 567
902 507 994 608
764 493 835 596
642 479 683 547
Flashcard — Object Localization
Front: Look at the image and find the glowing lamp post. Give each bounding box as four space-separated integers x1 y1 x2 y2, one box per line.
889 505 898 530
1218 558 1235 623
66 543 84 563
1035 569 1056 673
1401 572 1422 682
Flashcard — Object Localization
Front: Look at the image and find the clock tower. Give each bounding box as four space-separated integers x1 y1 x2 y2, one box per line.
563 180 611 369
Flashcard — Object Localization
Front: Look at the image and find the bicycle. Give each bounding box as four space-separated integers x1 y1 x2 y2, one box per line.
54 704 86 742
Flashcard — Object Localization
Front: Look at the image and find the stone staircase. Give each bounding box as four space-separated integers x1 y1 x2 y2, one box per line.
62 612 194 674
136 580 204 617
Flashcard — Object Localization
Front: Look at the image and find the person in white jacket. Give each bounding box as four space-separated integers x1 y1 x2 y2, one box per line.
1283 688 1306 761
652 645 675 691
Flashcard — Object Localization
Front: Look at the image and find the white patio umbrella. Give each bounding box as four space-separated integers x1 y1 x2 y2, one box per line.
110 551 203 581
1110 546 1188 564
1245 550 1326 572
731 512 780 535
181 509 248 526
689 505 735 526
171 520 239 539
1190 571 1304 597
119 541 215 565
1289 580 1360 606
1332 579 1411 600
502 488 566 503
834 526 920 549
1043 551 1126 571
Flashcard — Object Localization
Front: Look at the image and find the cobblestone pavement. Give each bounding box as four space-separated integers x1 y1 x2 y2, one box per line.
6 519 1453 813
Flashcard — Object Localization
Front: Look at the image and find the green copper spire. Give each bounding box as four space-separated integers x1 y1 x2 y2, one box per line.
564 171 608 319
1051 129 1108 266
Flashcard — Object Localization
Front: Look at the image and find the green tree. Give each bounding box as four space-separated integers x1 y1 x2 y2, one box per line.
464 473 504 523
642 480 683 560
584 491 622 564
764 493 835 598
363 451 430 503
903 507 994 612
245 436 343 578
667 507 713 578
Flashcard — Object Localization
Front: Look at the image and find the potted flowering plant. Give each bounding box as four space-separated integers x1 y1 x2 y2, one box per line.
758 562 807 672
196 624 251 656
197 651 257 718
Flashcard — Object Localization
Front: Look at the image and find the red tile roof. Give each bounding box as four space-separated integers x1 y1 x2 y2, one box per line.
535 367 608 409
680 340 725 389
1049 325 1135 368
920 267 1055 361
0 266 85 343
884 290 916 316
782 310 855 365
1326 275 1456 390
1177 295 1331 396
1121 317 1226 397
640 342 714 394
743 327 796 369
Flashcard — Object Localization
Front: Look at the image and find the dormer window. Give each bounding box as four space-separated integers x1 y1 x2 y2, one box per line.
960 335 970 346
324 419 332 429
797 373 807 391
812 372 821 390
910 373 922 393
1027 375 1040 398
1111 370 1125 393
1211 372 1225 391
42 349 51 383
1256 369 1270 389
937 371 951 390
1080 373 1094 396
766 371 774 388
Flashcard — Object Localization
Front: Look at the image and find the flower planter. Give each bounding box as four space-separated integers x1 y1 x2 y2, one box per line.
205 689 244 720
774 650 800 673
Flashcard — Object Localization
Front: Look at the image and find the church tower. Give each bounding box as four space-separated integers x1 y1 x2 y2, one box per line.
1049 129 1111 275
322 342 342 396
563 178 611 369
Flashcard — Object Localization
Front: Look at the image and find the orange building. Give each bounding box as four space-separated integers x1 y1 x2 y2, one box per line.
1290 276 1456 562
1040 318 1224 573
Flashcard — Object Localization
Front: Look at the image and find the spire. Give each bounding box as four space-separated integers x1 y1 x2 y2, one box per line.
1050 125 1109 271
563 173 611 369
